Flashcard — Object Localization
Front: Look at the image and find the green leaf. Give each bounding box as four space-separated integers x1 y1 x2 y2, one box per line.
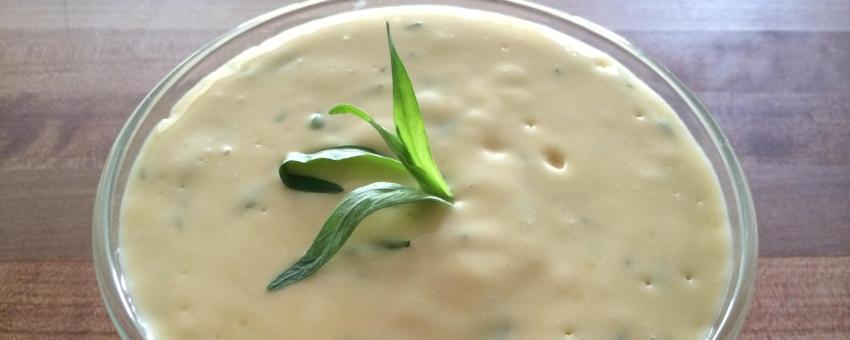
386 23 452 200
267 182 450 291
279 146 405 193
328 104 408 161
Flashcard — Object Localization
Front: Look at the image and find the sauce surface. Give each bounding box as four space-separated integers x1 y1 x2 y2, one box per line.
121 6 731 340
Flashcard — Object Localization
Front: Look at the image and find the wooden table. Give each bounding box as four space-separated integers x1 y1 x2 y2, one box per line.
1 1 848 338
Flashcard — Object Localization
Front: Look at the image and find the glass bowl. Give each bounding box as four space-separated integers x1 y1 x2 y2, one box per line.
93 0 758 339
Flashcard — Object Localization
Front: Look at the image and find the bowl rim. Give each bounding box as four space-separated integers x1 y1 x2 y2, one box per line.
93 1 758 338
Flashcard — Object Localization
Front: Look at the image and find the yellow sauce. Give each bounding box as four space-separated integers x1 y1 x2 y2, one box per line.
121 6 731 339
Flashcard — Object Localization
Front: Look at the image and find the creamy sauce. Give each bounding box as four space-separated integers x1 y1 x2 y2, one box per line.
121 6 730 340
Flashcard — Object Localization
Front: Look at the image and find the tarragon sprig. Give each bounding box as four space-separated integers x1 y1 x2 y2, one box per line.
268 24 452 291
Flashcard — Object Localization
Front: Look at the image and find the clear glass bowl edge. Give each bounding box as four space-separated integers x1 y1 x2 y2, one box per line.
92 1 759 339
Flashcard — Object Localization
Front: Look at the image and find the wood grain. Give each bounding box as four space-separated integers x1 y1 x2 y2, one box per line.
1 0 848 338
741 258 850 340
0 261 114 340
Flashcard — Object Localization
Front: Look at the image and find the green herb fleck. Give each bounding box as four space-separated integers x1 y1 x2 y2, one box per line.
274 112 287 123
308 113 325 129
405 21 424 30
374 239 411 250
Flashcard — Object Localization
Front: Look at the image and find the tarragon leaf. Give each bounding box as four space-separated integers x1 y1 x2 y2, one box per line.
280 145 405 193
385 23 452 201
267 182 450 291
328 104 408 161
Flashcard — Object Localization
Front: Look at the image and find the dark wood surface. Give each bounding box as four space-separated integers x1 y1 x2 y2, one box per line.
1 0 848 338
